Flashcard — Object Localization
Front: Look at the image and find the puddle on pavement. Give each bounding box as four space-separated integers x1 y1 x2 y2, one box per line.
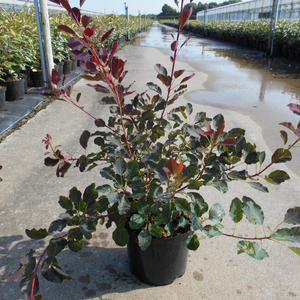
131 23 300 176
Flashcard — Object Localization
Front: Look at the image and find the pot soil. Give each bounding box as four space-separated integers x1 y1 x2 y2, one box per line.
0 86 6 110
3 78 25 101
127 229 191 286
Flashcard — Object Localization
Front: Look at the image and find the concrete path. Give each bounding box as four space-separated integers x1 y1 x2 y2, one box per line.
1 33 300 300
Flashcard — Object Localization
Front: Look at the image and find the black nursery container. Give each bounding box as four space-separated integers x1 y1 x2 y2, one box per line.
4 78 25 101
63 60 72 74
127 230 191 286
0 86 6 110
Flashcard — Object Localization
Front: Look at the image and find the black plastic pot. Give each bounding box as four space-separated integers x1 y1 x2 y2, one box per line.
31 70 45 87
127 230 191 286
0 86 6 110
63 60 72 74
4 78 25 101
55 62 64 76
71 59 77 72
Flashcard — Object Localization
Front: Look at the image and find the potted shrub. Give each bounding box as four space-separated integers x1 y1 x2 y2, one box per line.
8 1 300 299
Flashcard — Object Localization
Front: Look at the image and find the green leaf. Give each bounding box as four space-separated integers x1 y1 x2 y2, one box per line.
96 184 112 193
242 196 264 225
248 182 269 193
194 111 206 123
79 130 90 149
164 223 175 236
178 216 189 228
138 229 152 251
112 226 129 246
83 183 98 206
48 220 67 233
69 187 81 205
265 170 290 185
59 196 74 211
190 215 203 231
186 233 200 250
229 197 243 224
137 198 151 217
271 227 300 243
20 274 39 298
213 114 224 129
237 241 269 260
154 63 167 76
209 203 225 223
124 160 139 180
174 198 191 213
259 151 266 165
162 201 176 222
68 239 83 252
118 195 131 215
271 148 292 163
186 103 193 115
114 158 127 175
26 228 49 240
148 223 163 238
41 257 71 283
284 207 300 225
98 196 109 213
280 131 288 145
209 180 228 193
245 152 259 164
80 218 97 236
188 180 202 190
288 247 300 256
100 167 116 181
48 239 68 257
130 214 146 229
204 225 222 238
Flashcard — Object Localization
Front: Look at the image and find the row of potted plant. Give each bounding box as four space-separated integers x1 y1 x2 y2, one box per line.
0 6 152 106
163 19 300 59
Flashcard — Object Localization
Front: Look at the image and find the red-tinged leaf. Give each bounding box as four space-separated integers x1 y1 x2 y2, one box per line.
34 295 43 300
71 50 91 60
280 130 288 145
157 74 171 87
155 64 167 76
221 139 237 146
171 40 178 52
82 15 92 28
180 73 195 84
195 128 205 135
216 123 225 136
178 162 184 174
80 60 98 74
60 0 72 13
111 57 125 80
174 69 185 78
80 0 86 7
174 0 179 6
205 130 214 136
65 85 73 97
279 122 295 132
152 95 159 103
296 128 300 137
7 266 26 283
119 70 128 84
49 69 61 85
180 37 190 49
107 41 118 65
49 0 60 4
171 34 175 40
170 56 174 63
163 167 171 175
76 92 81 102
97 25 107 39
87 84 110 94
168 158 178 174
287 103 300 116
181 176 188 182
180 6 193 29
84 28 93 37
91 24 97 35
205 120 212 131
67 37 84 50
58 25 76 35
101 28 114 43
71 7 80 22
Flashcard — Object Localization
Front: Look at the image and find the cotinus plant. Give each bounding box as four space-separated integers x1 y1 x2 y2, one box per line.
8 0 300 299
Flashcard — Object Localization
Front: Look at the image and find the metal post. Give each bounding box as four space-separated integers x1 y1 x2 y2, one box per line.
39 0 54 82
267 0 280 56
139 11 141 32
204 9 208 37
33 0 47 87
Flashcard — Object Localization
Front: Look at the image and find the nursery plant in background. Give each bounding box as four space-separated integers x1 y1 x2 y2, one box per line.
8 0 300 299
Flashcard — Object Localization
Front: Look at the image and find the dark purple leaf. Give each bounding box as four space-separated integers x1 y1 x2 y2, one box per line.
98 47 108 64
7 266 26 283
154 64 167 76
111 57 125 80
171 40 178 52
279 122 295 132
119 70 128 83
296 128 300 137
60 0 72 13
45 157 60 167
80 0 86 7
87 84 110 94
91 24 97 35
180 37 190 49
174 0 179 6
49 0 60 4
287 103 300 116
49 69 61 85
221 139 237 146
171 34 175 40
67 37 83 50
170 56 174 62
180 6 193 29
280 130 288 145
71 7 80 22
97 25 108 39
65 85 73 97
80 60 98 74
174 69 185 78
76 92 81 102
101 28 114 43
157 74 171 87
58 25 76 35
180 73 195 84
81 15 92 28
107 41 118 65
71 50 91 60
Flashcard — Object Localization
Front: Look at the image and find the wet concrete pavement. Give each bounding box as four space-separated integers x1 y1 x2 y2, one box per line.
1 23 300 299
